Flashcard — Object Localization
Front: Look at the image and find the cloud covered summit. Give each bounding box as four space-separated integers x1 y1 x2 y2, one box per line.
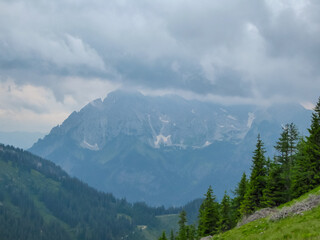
0 0 319 131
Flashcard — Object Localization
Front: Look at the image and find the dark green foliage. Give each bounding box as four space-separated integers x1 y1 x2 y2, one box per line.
198 186 220 237
172 211 197 240
159 231 168 240
274 123 299 202
0 189 71 240
288 123 299 163
177 210 187 240
292 98 320 197
170 229 175 240
186 224 197 240
305 97 320 187
0 144 163 240
232 172 248 220
219 192 233 232
265 157 272 176
240 135 267 215
261 161 284 207
262 124 299 207
291 138 315 197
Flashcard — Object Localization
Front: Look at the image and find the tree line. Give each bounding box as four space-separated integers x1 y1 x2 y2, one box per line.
159 97 320 240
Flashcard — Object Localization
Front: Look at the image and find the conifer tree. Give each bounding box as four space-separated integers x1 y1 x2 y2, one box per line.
240 135 267 215
159 231 168 240
261 160 284 207
305 97 320 187
219 192 233 232
198 186 220 237
177 210 187 240
288 123 299 164
265 157 272 176
232 172 248 220
186 225 197 240
291 138 314 197
170 230 175 240
273 123 299 202
292 98 320 197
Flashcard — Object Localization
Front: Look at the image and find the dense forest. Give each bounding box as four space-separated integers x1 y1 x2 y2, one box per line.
160 98 320 240
0 144 184 240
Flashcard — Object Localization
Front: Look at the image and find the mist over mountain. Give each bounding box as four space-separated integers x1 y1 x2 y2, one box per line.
30 90 311 206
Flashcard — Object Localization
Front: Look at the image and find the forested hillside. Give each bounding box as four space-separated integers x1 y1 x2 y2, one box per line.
0 144 175 240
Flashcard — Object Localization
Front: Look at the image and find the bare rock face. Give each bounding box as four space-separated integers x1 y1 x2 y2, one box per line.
41 90 254 151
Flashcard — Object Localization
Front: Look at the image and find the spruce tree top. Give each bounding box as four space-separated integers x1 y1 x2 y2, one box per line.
308 97 320 136
250 134 267 181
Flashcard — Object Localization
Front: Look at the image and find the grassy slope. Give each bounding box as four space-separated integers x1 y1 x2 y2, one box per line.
214 186 320 240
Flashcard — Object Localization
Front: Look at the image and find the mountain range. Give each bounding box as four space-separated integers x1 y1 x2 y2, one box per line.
30 90 311 206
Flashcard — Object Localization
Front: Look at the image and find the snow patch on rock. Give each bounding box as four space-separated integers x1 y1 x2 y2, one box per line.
80 139 99 151
159 116 170 123
227 115 237 121
154 134 172 148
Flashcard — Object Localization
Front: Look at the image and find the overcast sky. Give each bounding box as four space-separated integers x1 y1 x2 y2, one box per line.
0 0 319 132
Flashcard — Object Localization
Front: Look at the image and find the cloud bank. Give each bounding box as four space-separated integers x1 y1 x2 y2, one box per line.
0 0 319 131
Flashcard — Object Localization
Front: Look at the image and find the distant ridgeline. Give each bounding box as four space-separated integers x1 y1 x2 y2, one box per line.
29 90 311 206
160 97 320 240
0 144 190 240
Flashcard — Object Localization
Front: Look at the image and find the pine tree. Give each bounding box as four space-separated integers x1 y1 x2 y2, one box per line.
186 225 197 240
265 157 272 176
291 138 314 197
288 123 299 164
240 135 267 215
261 160 284 207
292 98 320 197
198 186 220 237
305 97 320 187
232 172 248 220
170 230 175 240
177 210 187 240
219 192 233 232
273 123 299 202
159 231 168 240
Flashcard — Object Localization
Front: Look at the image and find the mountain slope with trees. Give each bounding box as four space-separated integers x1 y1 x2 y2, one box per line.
0 144 180 240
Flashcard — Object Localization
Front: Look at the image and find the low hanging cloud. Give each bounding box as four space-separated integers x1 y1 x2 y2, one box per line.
0 78 120 132
0 0 319 131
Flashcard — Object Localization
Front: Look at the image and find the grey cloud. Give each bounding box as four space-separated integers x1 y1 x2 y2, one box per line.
0 0 319 104
166 0 267 50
